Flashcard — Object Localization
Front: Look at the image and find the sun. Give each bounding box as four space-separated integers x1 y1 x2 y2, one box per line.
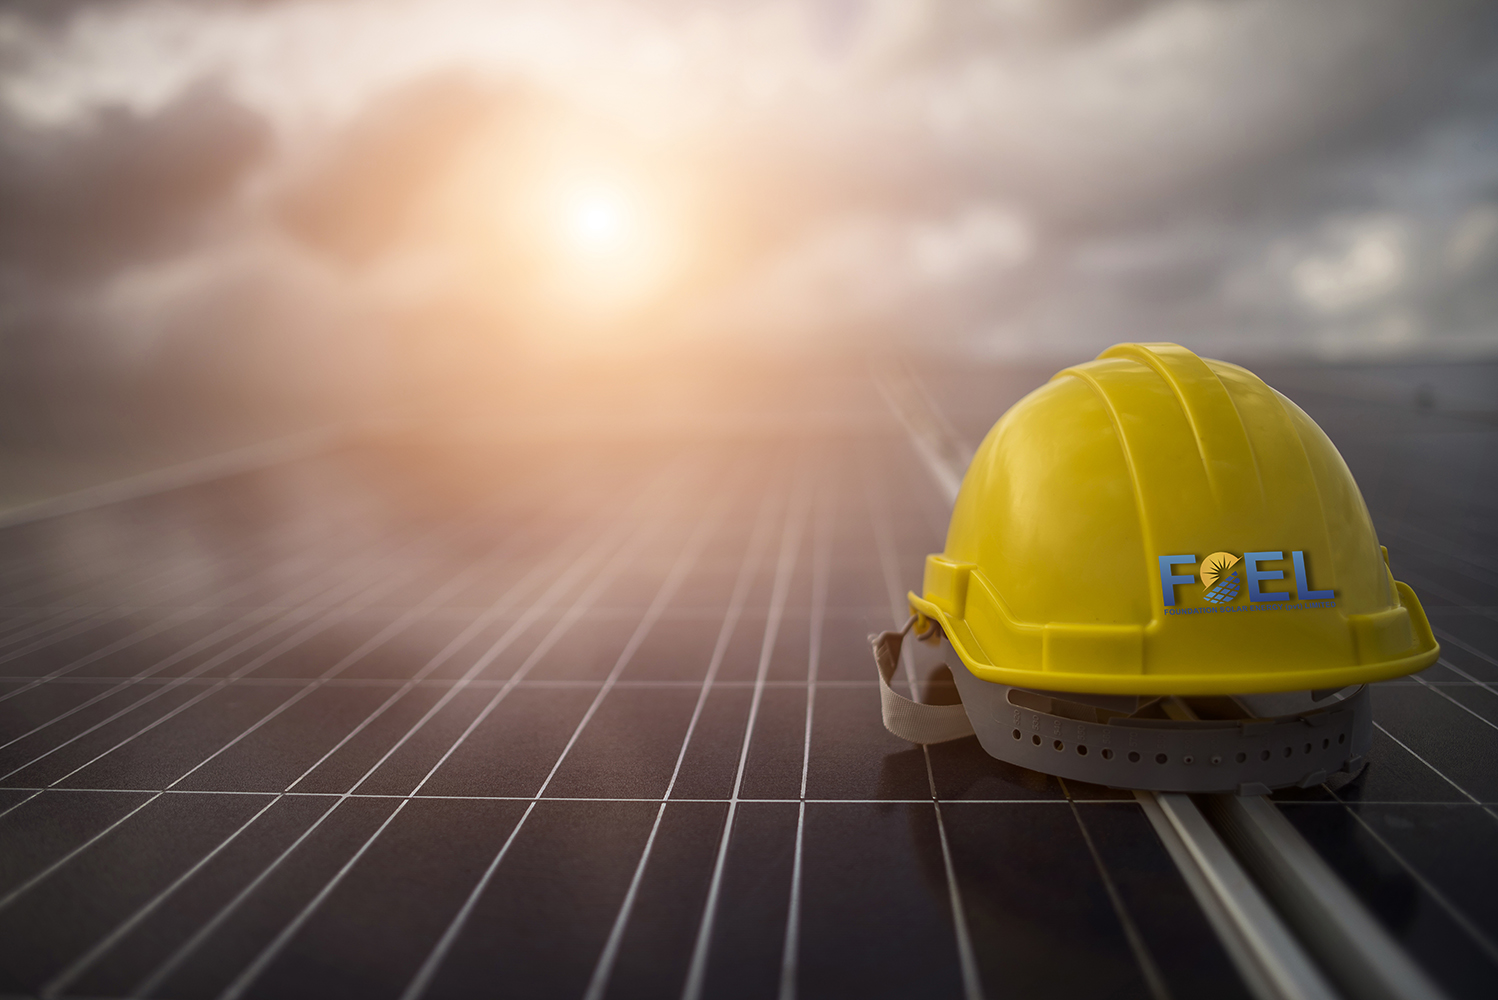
564 187 633 255
534 170 680 313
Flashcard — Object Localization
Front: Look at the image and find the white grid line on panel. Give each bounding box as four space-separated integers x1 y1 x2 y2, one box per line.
133 458 704 1000
582 466 788 1000
218 798 412 1000
680 462 811 1000
17 498 511 790
1413 674 1498 731
779 467 834 1000
863 440 984 1000
1329 787 1498 966
1060 781 1170 1000
1431 627 1498 671
63 463 656 998
1371 721 1498 825
400 457 752 1000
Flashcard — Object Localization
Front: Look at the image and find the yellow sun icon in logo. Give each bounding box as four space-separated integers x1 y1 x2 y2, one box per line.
1200 552 1242 604
1200 552 1240 587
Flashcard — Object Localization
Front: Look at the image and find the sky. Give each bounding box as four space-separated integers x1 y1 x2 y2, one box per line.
2 0 1497 436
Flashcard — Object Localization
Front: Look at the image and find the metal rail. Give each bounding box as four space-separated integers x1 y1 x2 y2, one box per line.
873 356 1449 1000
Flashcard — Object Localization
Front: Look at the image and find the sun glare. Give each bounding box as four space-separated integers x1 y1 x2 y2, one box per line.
535 170 681 315
566 188 632 255
434 124 692 333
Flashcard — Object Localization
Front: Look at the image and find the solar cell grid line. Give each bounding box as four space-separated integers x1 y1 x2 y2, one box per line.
0 513 470 786
277 451 701 791
0 497 518 924
778 477 836 1000
1394 567 1498 627
0 492 310 616
276 463 639 795
138 501 568 802
204 483 703 804
1371 720 1498 824
1432 656 1498 697
1433 627 1498 672
13 488 511 792
0 471 400 670
1059 785 1171 1000
113 449 612 786
0 786 42 823
0 784 167 914
680 463 812 1000
0 608 107 656
0 614 294 771
1324 786 1498 969
408 464 759 1000
0 539 342 711
37 793 287 1000
578 471 789 1000
0 606 174 671
215 796 413 1000
396 459 711 801
862 443 983 1000
129 454 708 999
0 610 53 641
0 790 1076 805
0 545 174 612
1376 518 1498 579
1412 673 1498 735
226 454 742 1000
0 525 394 774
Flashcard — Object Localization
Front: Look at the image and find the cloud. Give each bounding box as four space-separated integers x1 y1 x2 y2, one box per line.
0 77 269 279
0 0 1495 440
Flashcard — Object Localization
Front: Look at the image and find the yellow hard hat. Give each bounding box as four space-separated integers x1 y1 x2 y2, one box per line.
908 342 1439 697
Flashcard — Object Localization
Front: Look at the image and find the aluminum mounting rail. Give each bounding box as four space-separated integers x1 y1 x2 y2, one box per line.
872 355 1449 1000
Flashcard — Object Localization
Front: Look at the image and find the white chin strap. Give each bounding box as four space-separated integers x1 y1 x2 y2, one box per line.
870 617 975 745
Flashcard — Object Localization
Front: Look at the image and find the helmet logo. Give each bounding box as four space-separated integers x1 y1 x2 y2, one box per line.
1199 552 1241 604
1158 551 1335 612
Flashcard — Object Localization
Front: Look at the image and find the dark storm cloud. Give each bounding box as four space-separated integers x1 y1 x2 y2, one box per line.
0 79 270 280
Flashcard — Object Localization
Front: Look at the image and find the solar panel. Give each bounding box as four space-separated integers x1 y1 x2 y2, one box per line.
0 365 1494 1000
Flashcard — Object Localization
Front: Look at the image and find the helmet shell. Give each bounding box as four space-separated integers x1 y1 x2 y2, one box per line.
910 342 1438 695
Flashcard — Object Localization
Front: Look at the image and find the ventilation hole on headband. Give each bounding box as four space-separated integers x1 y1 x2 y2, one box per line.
1322 738 1330 750
1032 735 1042 746
1101 748 1113 760
1210 755 1222 765
1128 751 1140 763
1053 740 1065 752
1283 746 1293 758
1077 744 1088 756
1155 753 1168 764
1012 729 1021 740
1261 749 1271 761
1338 733 1346 744
1236 752 1247 763
1182 755 1194 765
1304 743 1312 754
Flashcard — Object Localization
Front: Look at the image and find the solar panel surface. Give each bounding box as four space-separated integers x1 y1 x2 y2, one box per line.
0 360 1493 1000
